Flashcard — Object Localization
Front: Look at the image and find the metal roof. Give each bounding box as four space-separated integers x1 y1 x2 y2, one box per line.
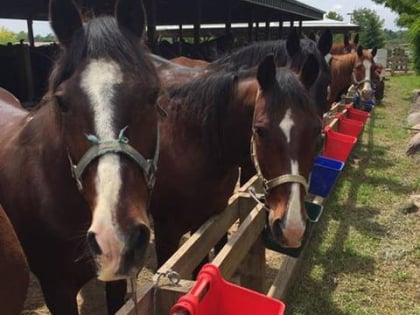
0 0 324 23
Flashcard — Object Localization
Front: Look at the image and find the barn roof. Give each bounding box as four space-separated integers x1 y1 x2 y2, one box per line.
0 0 324 23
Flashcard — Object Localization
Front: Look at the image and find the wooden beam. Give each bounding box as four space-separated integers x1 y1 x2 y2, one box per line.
239 195 266 293
156 192 247 279
278 20 283 39
193 0 202 46
26 17 34 48
212 204 265 280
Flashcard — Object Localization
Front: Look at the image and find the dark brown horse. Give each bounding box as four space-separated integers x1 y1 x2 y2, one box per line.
209 29 332 117
328 46 377 105
150 47 322 266
0 0 160 314
0 205 29 315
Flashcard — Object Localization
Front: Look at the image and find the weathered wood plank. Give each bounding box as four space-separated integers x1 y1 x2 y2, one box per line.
212 204 265 279
156 192 250 279
239 194 266 293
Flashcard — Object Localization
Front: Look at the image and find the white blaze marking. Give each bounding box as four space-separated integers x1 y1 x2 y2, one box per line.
81 59 124 280
362 59 372 92
279 109 294 143
284 160 305 228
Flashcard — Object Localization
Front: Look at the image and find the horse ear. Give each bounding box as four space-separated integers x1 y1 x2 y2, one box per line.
49 0 82 46
308 32 317 42
300 54 319 89
353 33 360 45
257 55 276 91
344 33 350 47
371 47 377 58
318 29 333 56
286 28 301 57
357 45 363 57
115 0 146 38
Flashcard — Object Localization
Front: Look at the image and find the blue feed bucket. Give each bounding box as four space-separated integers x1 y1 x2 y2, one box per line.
309 156 345 197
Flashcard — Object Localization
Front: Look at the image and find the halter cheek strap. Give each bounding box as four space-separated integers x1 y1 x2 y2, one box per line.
250 134 308 194
69 126 159 193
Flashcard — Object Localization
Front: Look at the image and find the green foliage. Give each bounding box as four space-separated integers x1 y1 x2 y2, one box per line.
408 19 420 74
371 0 420 73
0 26 17 44
352 8 385 48
325 11 344 21
34 33 56 42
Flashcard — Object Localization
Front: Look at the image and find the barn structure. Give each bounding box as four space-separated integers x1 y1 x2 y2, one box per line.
0 1 356 104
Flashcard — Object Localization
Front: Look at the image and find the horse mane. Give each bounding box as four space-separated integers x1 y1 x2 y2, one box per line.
48 16 153 93
166 70 239 157
210 40 288 71
270 68 313 114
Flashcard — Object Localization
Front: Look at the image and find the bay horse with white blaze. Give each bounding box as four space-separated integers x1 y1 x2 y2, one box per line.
0 0 160 314
150 43 323 266
328 46 377 105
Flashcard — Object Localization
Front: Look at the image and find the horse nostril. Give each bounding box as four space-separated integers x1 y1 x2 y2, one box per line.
271 218 285 240
87 231 102 256
129 224 150 251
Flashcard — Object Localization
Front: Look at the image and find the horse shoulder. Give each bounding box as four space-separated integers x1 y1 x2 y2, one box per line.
0 205 29 315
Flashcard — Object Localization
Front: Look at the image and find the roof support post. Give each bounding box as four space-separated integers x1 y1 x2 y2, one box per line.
278 20 283 39
193 0 202 47
265 18 270 40
26 17 34 48
298 20 303 35
145 0 157 51
178 24 183 55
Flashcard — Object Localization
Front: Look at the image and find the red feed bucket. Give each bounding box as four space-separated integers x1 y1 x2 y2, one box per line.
323 127 357 162
171 264 286 315
346 107 370 123
337 114 364 138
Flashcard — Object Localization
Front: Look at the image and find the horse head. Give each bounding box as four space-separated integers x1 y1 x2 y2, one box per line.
252 54 322 248
353 46 377 102
49 0 160 281
286 29 332 116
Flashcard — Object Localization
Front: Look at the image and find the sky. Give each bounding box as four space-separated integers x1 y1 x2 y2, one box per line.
0 0 402 36
300 0 401 30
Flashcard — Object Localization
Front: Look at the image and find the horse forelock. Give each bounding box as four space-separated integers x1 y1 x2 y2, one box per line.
48 15 154 94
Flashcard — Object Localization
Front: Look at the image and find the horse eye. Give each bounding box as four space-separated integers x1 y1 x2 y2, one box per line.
55 95 69 113
253 126 268 138
149 90 160 104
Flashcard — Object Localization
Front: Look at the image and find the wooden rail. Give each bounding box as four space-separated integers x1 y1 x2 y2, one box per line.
117 102 349 315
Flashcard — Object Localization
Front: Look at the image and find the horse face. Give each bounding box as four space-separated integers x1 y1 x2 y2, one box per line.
253 55 321 248
50 0 160 280
354 46 376 101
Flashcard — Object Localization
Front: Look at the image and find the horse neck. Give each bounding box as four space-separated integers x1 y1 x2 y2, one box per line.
330 53 357 98
20 102 67 171
218 77 258 168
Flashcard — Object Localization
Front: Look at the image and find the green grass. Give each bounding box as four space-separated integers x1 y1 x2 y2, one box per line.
286 74 420 315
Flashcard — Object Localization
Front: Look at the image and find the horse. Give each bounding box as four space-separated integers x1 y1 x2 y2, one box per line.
328 46 377 105
170 56 209 69
330 33 359 54
149 42 323 267
0 204 29 315
209 29 333 117
0 0 160 314
0 86 22 108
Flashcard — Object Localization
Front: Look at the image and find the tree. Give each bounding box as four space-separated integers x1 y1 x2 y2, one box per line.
352 8 385 48
371 0 420 73
0 26 17 44
325 11 344 21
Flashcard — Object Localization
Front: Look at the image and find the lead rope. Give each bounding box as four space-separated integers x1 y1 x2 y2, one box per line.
153 270 180 315
129 276 139 315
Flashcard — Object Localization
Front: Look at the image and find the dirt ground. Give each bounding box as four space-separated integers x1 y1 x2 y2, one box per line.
22 222 283 314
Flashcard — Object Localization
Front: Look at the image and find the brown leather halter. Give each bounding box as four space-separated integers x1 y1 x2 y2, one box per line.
250 134 309 195
69 126 159 193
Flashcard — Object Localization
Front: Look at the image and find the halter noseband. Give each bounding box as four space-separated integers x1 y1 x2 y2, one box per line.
250 134 308 195
69 126 159 193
